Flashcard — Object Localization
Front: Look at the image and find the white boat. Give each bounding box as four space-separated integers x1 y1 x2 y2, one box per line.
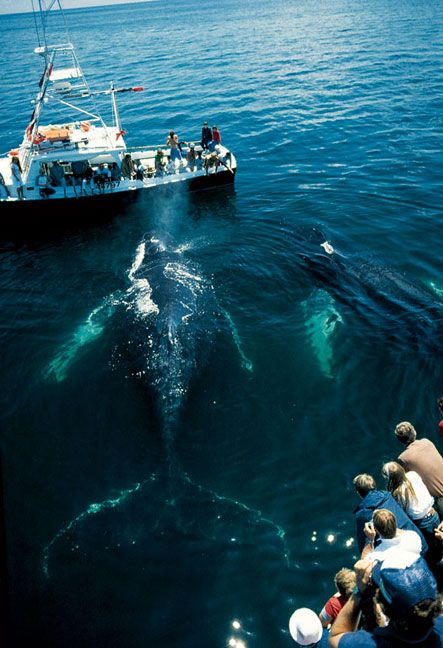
0 1 236 220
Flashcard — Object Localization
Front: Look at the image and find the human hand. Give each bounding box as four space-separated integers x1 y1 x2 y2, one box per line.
353 558 376 594
434 522 443 540
364 521 376 541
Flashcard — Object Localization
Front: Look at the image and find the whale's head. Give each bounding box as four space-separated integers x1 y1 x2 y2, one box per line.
297 239 341 289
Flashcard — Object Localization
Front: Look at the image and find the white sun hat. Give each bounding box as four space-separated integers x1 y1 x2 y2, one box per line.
289 607 323 645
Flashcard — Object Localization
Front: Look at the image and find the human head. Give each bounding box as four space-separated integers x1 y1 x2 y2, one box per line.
203 121 208 126
352 473 376 498
395 421 417 445
212 125 217 130
335 568 357 598
382 461 406 491
169 130 175 137
373 509 397 539
288 608 323 645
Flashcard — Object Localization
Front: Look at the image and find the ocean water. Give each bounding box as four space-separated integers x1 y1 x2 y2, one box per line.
0 0 442 645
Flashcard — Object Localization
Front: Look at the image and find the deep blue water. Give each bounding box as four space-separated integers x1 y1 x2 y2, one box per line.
0 0 442 645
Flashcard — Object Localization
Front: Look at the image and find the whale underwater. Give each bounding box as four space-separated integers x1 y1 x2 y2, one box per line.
43 236 289 577
296 229 443 377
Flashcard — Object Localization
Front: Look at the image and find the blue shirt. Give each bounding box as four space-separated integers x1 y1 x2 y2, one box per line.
339 615 443 647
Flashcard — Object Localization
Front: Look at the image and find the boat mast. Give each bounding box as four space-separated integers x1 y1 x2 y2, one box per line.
22 0 117 174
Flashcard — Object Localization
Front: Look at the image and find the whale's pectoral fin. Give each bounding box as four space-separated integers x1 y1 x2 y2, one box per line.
301 288 343 378
221 307 253 373
429 281 443 299
43 294 119 383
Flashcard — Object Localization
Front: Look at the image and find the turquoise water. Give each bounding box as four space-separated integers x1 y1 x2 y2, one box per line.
0 0 442 645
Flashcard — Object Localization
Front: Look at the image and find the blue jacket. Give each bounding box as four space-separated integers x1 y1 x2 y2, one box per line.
354 489 428 555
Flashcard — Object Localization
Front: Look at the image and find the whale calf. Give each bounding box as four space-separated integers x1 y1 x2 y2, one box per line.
297 231 443 356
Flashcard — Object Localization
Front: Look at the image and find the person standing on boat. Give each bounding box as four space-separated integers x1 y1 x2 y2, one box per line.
82 163 94 194
382 461 441 566
394 421 443 518
154 149 166 176
10 156 24 200
121 153 135 179
0 171 11 199
200 121 212 149
186 145 197 171
36 167 55 199
109 162 121 187
71 160 87 196
49 161 67 198
212 125 221 145
207 125 221 152
166 131 182 162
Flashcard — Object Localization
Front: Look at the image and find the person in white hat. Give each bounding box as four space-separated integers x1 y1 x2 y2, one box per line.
288 607 328 646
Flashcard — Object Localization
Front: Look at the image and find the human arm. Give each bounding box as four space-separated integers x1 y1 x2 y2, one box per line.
360 522 376 559
328 559 374 648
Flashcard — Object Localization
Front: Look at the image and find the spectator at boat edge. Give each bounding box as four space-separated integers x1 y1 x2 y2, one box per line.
121 153 134 179
154 149 166 175
328 551 443 647
36 167 55 199
94 163 110 193
361 509 422 564
82 163 94 194
289 607 329 646
10 156 24 200
212 125 221 144
319 568 356 628
109 162 121 186
352 473 428 555
207 124 221 152
166 131 182 162
0 171 11 198
382 461 441 566
134 160 146 180
71 160 87 196
186 145 197 171
394 421 443 517
200 121 212 149
50 161 67 197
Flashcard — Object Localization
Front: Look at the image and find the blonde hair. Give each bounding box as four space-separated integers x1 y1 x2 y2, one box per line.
382 461 417 509
335 568 356 598
353 473 376 497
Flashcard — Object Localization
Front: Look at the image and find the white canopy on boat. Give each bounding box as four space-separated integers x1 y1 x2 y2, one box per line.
50 67 82 81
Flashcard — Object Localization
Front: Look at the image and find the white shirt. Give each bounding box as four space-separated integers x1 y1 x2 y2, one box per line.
400 471 434 519
368 529 422 564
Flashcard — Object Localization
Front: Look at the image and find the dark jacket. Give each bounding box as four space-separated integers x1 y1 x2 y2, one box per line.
354 489 428 555
201 126 212 146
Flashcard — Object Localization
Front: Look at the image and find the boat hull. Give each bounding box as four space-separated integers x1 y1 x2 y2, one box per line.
0 168 235 226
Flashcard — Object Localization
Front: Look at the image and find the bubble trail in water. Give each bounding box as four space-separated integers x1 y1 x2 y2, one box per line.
221 308 254 373
42 478 156 578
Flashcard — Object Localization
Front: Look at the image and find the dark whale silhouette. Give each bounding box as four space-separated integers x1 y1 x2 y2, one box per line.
296 230 443 354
